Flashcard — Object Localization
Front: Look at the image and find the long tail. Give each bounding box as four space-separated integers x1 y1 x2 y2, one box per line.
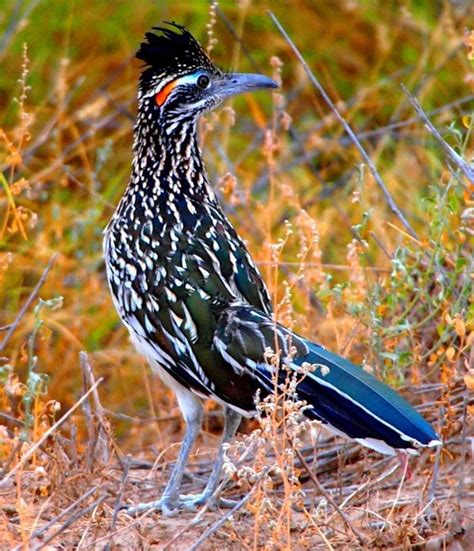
214 304 441 456
292 340 441 455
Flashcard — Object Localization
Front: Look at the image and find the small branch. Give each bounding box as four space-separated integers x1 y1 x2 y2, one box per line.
0 377 104 486
256 261 390 273
347 94 474 144
80 351 110 468
456 394 469 507
161 442 261 551
215 5 262 73
386 453 409 523
187 488 257 551
428 444 442 510
268 11 419 240
80 357 95 470
0 440 23 478
88 508 156 547
0 254 58 352
104 408 224 424
0 411 23 427
336 462 399 512
295 449 366 546
37 494 107 548
27 486 98 543
369 231 392 261
401 84 474 183
0 0 42 59
107 455 131 550
429 406 445 505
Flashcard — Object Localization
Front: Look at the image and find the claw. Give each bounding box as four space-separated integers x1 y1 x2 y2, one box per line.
123 492 239 516
122 497 179 517
179 492 239 511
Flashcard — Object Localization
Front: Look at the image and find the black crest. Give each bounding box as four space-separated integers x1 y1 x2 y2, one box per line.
136 22 218 87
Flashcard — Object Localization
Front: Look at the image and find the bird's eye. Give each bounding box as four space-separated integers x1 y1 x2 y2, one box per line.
197 74 211 89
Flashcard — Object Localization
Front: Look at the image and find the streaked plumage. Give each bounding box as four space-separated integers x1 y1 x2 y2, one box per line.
104 23 440 514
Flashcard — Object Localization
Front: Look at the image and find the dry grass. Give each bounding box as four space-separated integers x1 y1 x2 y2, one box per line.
1 1 473 549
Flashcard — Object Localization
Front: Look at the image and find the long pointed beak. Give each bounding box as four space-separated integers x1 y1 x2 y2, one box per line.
214 73 279 99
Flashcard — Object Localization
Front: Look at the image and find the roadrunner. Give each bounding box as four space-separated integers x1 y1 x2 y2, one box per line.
104 23 441 515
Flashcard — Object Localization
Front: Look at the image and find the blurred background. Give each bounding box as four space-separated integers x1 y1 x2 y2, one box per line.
1 0 472 467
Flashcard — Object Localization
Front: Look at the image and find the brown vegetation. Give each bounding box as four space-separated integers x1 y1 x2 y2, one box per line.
1 1 473 549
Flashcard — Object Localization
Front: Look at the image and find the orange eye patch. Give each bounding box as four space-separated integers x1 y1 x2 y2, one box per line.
155 79 179 106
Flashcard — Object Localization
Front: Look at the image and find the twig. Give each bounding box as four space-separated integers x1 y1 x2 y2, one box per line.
80 351 110 467
0 0 42 59
186 488 257 551
300 507 336 550
215 4 261 72
106 455 131 551
0 377 103 486
385 453 408 524
87 508 156 547
80 356 95 470
428 405 445 508
65 170 115 210
0 440 23 478
295 448 366 546
268 11 419 240
161 441 260 550
104 408 224 424
0 254 58 352
386 221 422 245
429 442 442 508
37 494 107 548
369 231 392 261
0 411 23 427
26 486 98 544
256 261 390 273
401 84 474 183
345 94 474 144
456 394 469 507
336 462 399 513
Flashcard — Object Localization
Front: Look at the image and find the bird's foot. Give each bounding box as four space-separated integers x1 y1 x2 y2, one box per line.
396 450 413 480
178 491 238 511
122 496 179 517
123 492 239 516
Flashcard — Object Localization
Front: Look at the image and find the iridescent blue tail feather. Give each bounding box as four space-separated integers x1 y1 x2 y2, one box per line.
215 304 441 456
291 341 441 455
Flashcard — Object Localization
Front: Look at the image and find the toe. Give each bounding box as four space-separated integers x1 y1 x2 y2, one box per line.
178 492 207 510
122 493 236 515
178 492 238 511
123 498 176 516
217 497 239 508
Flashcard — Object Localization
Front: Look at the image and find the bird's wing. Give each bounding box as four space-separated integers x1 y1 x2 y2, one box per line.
213 303 441 454
109 215 271 411
188 198 273 315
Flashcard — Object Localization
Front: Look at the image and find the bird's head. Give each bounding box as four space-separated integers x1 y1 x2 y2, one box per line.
136 22 278 128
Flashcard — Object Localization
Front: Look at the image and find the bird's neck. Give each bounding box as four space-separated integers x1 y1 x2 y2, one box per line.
135 110 215 198
113 111 218 225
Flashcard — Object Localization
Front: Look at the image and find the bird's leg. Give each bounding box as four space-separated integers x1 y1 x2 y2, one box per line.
396 450 413 480
125 390 203 517
180 405 242 510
